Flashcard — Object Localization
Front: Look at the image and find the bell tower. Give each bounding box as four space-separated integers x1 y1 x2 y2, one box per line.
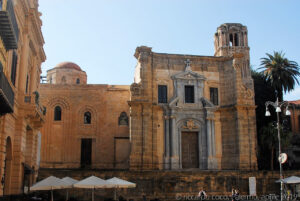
214 23 249 59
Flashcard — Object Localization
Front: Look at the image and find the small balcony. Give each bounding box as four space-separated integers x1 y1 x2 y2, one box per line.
0 71 14 114
23 93 46 126
0 0 19 50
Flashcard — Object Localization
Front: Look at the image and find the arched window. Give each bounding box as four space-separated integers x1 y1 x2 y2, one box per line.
234 33 239 46
61 76 66 84
84 112 91 124
76 78 80 84
229 33 233 46
118 112 128 126
54 106 62 121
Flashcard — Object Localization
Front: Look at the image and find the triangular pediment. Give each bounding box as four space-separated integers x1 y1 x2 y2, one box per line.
171 70 206 81
201 97 215 108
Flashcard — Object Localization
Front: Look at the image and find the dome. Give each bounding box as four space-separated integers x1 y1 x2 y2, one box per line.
55 62 82 71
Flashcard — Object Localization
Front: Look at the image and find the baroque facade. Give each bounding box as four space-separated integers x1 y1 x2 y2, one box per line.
0 0 46 195
129 23 257 170
39 23 258 172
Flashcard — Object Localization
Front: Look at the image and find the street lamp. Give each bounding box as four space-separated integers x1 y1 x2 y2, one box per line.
265 97 291 201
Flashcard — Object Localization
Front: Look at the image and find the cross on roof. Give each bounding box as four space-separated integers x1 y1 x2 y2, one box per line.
184 59 192 71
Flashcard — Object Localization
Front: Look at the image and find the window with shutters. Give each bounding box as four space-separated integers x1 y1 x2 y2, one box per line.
210 87 218 105
185 85 194 103
11 51 17 86
158 85 167 103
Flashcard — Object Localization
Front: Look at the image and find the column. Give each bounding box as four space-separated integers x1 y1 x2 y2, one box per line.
206 120 212 157
164 116 170 169
170 115 179 169
211 121 216 156
207 117 217 170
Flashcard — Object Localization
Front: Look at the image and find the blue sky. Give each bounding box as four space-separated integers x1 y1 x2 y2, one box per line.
39 0 300 100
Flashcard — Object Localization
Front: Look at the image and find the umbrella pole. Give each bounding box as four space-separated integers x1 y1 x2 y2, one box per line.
51 189 54 201
66 189 69 201
114 188 117 201
92 187 94 201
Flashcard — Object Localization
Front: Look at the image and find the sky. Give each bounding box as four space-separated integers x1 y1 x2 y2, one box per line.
39 0 300 101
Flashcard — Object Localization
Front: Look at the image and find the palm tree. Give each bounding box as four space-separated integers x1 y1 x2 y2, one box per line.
259 51 300 101
259 122 291 170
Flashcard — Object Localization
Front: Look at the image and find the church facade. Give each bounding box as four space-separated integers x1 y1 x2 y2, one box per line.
40 23 257 171
39 62 130 169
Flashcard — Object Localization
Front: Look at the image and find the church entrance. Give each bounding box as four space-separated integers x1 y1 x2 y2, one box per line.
181 132 199 168
81 139 92 168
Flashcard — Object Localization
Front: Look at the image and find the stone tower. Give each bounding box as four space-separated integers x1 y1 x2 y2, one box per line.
214 23 249 58
215 23 257 170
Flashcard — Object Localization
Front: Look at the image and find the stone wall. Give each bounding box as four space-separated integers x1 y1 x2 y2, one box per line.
39 83 130 169
38 169 300 201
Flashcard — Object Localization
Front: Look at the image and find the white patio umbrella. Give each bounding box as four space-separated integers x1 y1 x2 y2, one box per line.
74 176 114 201
276 176 300 184
61 177 78 201
106 177 136 200
30 176 69 201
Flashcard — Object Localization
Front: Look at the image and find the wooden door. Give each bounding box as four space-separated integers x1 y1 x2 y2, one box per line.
81 139 92 168
181 132 199 168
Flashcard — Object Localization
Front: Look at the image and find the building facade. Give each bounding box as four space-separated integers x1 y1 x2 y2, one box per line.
288 100 300 135
39 62 131 169
129 23 257 170
39 23 258 172
0 0 46 195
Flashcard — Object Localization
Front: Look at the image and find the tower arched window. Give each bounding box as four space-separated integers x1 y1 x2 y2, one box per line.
229 34 233 46
234 33 239 46
84 112 91 124
76 78 80 84
54 106 62 121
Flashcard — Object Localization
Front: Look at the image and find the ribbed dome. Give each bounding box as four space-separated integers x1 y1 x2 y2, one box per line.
55 62 82 71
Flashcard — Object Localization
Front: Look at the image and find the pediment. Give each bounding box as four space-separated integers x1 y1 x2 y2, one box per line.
201 97 215 108
171 70 206 81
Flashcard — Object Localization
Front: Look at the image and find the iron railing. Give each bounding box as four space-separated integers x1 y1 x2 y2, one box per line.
0 71 14 114
24 95 46 116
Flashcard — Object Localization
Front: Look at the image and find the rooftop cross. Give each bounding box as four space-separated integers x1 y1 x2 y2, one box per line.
184 59 192 71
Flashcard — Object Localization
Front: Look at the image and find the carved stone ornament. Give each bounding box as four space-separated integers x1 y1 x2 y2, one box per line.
130 83 142 96
182 119 199 130
184 59 192 71
240 84 254 99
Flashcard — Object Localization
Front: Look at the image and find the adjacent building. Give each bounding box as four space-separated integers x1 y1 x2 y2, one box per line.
0 0 45 195
39 62 130 169
288 100 300 135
